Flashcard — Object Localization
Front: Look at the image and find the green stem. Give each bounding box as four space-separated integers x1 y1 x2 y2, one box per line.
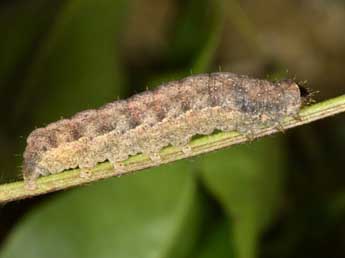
1 95 344 203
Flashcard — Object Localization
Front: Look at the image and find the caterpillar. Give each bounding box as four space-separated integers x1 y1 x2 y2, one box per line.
23 72 304 185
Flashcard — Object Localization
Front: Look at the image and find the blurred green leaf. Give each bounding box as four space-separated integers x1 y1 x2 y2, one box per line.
329 191 345 219
191 0 225 73
199 137 286 258
14 0 128 124
148 0 224 86
194 218 234 258
166 0 212 66
0 0 59 90
0 161 203 258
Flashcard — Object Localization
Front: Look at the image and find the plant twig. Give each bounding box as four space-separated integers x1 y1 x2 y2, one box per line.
1 95 344 203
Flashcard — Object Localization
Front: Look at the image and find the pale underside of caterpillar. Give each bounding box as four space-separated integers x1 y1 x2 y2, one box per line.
23 72 303 184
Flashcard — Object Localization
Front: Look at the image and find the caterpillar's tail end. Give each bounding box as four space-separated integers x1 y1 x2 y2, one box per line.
23 165 39 191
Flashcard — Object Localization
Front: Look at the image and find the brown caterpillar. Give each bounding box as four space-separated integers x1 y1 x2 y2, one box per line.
23 72 304 185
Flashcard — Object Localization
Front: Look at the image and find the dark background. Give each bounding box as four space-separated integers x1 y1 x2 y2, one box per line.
0 1 344 258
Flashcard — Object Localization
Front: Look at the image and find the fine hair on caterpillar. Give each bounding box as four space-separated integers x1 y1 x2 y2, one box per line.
297 82 318 106
23 72 305 188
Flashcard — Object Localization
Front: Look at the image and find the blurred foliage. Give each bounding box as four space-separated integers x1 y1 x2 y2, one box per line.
0 0 344 258
194 218 235 258
15 0 128 123
199 138 286 258
0 162 203 258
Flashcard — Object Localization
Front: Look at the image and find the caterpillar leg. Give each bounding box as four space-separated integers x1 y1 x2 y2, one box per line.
112 162 126 173
237 127 256 141
293 113 303 121
23 172 38 191
274 121 285 133
148 153 162 165
79 168 92 179
181 145 192 155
